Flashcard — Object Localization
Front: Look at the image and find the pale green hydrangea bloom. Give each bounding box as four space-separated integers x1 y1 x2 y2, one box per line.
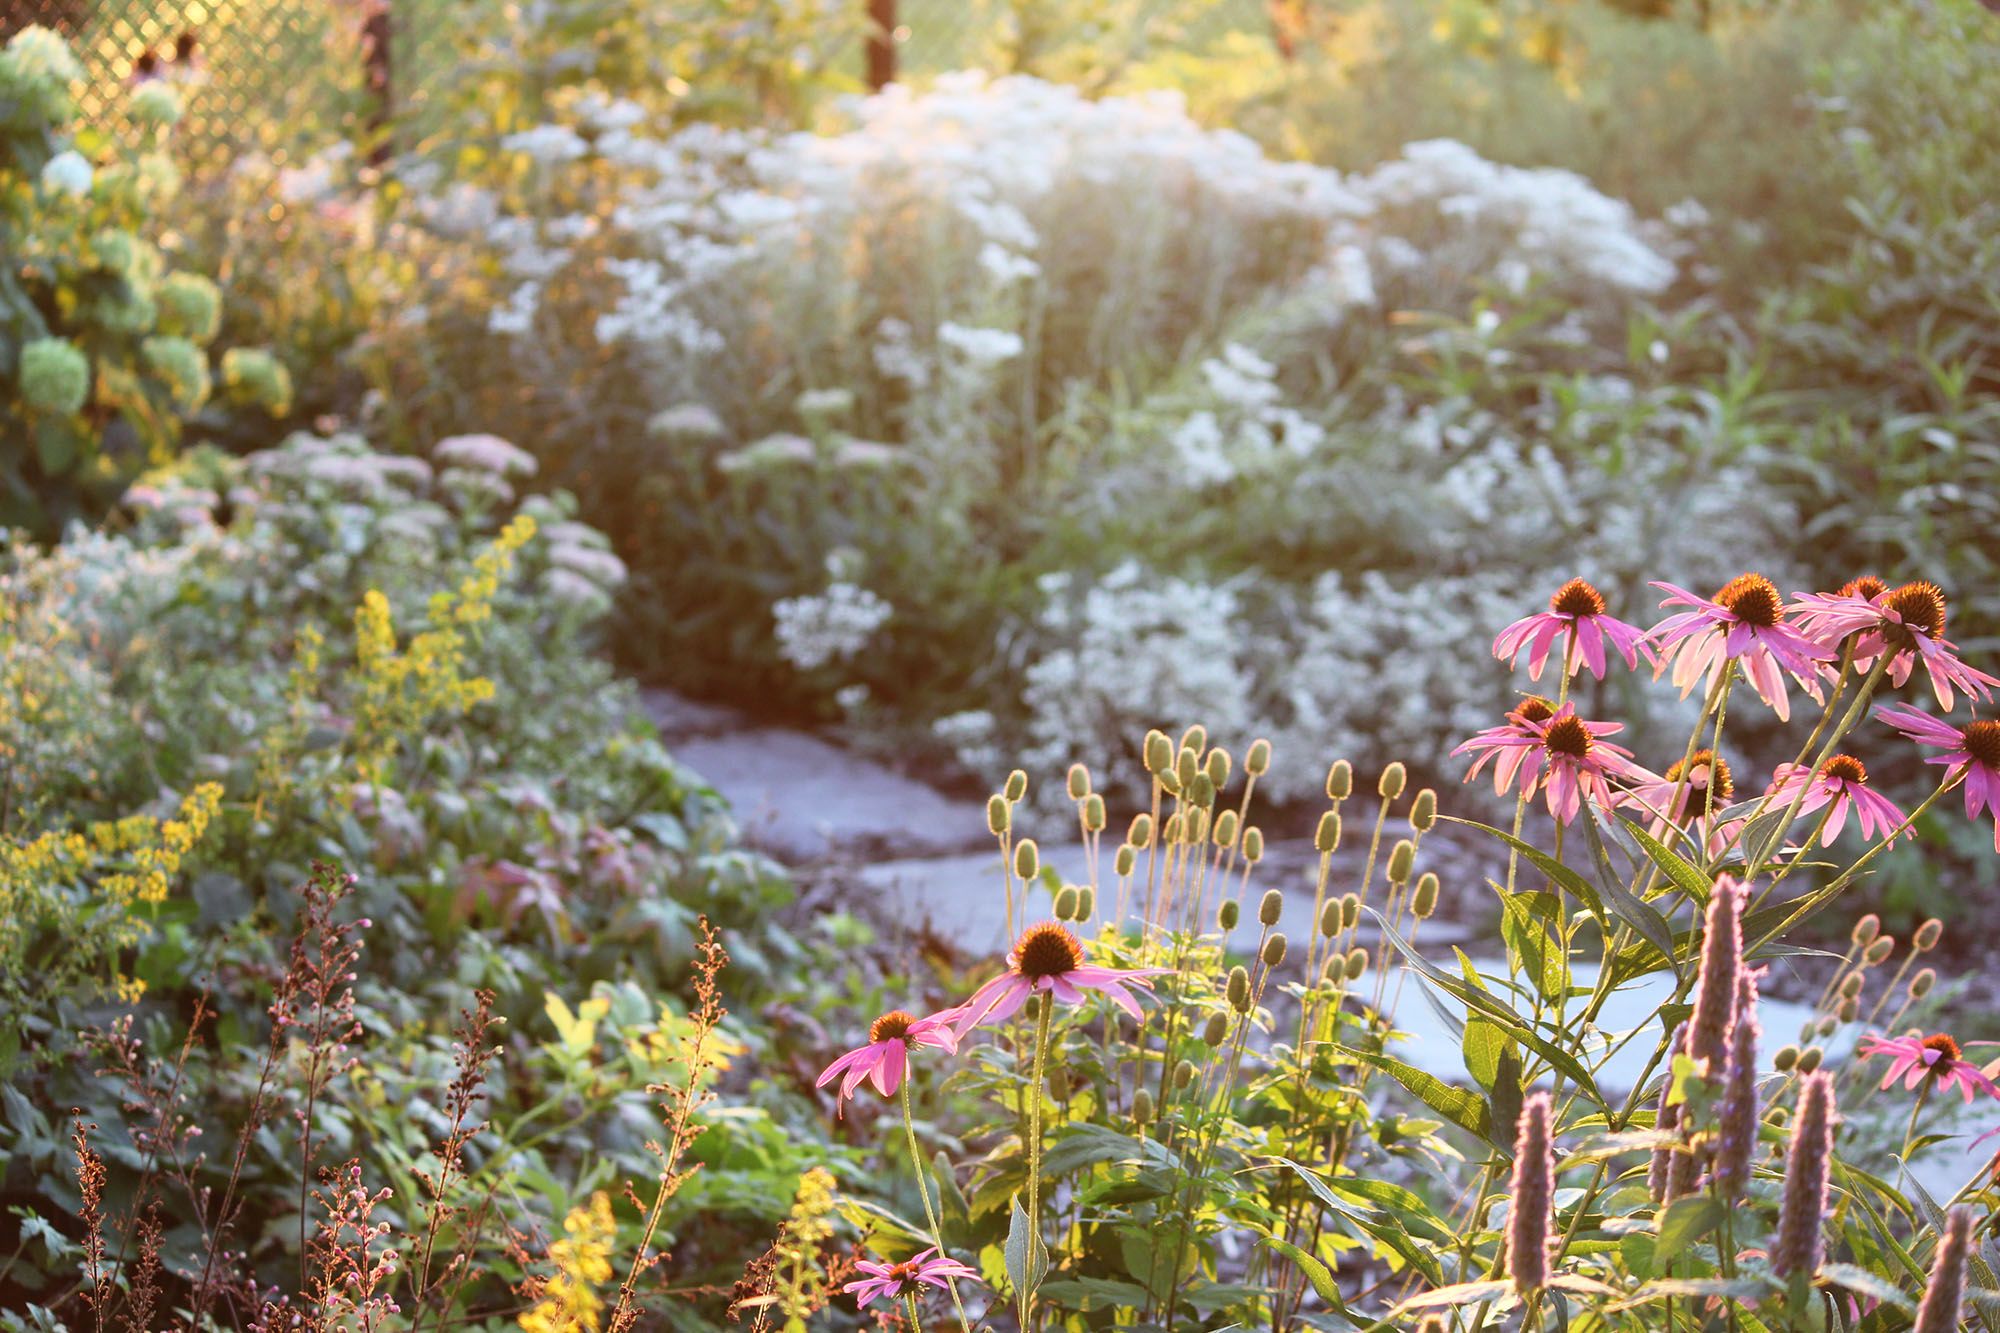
141 336 212 412
129 82 182 128
18 337 91 415
221 347 294 416
159 272 222 343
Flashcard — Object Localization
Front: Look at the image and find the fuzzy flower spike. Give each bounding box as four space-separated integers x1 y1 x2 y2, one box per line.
950 922 1170 1036
1877 704 2000 852
1493 577 1653 681
844 1249 981 1307
1855 1031 2000 1105
1649 574 1833 721
1761 754 1910 847
816 1009 961 1111
1792 580 1998 712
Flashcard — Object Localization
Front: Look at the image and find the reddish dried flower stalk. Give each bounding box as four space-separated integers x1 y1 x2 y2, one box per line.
1711 971 1763 1200
1914 1210 1977 1333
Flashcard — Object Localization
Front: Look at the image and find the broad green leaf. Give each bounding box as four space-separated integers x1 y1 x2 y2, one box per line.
1656 1195 1725 1263
1818 1263 1916 1314
1582 815 1681 977
1005 1195 1049 1306
1261 1235 1345 1309
1620 818 1712 903
1338 1046 1489 1141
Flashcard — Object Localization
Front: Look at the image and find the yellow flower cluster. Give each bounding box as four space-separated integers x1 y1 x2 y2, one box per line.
519 1191 617 1333
770 1168 840 1331
349 516 536 782
0 782 223 998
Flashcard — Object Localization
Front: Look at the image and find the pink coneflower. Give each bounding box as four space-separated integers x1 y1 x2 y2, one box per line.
1493 577 1652 681
1622 747 1734 827
1856 1031 2000 1106
843 1249 981 1307
950 923 1170 1035
1792 581 1998 712
1453 703 1645 825
1649 574 1834 722
1762 755 1910 847
1877 704 2000 852
816 1010 960 1110
1452 696 1558 796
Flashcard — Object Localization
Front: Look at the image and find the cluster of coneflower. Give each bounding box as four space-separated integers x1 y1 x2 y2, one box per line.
809 570 2000 1331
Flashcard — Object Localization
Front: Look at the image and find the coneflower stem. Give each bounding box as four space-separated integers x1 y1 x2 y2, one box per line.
906 1289 924 1333
901 1079 971 1333
1897 1084 1931 1193
1022 998 1055 1333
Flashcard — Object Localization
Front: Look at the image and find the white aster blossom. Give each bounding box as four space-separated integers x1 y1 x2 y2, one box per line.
772 581 891 672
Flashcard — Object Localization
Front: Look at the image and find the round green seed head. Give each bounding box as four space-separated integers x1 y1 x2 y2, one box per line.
1412 873 1440 919
1202 1012 1229 1046
1910 968 1935 999
987 794 1010 836
1261 933 1288 968
1185 808 1210 843
1214 809 1239 847
1837 971 1864 1000
1815 1015 1837 1038
1083 793 1106 832
1773 1044 1800 1072
1013 839 1039 881
1246 738 1272 776
1005 769 1028 802
1318 900 1341 937
1129 813 1154 846
1173 1060 1196 1090
1836 998 1859 1023
1345 947 1368 980
1187 773 1216 809
1145 730 1173 775
1314 811 1341 854
1326 760 1353 801
1226 966 1251 1013
1258 888 1283 927
1217 899 1240 931
1851 913 1881 946
1378 761 1407 800
1076 887 1094 920
1114 844 1137 877
1067 763 1092 800
1132 1088 1154 1126
1797 1045 1824 1074
1863 937 1894 966
1410 788 1437 833
1180 725 1208 753
1206 749 1231 788
1243 827 1264 862
1053 885 1079 920
1023 995 1043 1021
1914 919 1942 952
1176 748 1199 790
1163 813 1184 842
1387 838 1415 884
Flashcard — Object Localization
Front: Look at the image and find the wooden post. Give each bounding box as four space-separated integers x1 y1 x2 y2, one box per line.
360 0 392 165
865 0 896 90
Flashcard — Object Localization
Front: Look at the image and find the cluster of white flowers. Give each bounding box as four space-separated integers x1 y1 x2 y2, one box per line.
1322 139 1677 310
772 581 892 672
1158 343 1328 486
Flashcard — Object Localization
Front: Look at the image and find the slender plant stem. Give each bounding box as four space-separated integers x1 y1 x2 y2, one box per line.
1021 1000 1055 1333
902 1080 971 1333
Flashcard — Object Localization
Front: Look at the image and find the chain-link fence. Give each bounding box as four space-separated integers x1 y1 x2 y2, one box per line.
4 0 1284 175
